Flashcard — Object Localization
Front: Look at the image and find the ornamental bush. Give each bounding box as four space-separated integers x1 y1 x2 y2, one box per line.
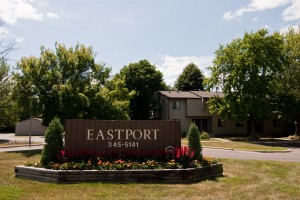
187 122 202 160
200 131 210 140
40 117 64 165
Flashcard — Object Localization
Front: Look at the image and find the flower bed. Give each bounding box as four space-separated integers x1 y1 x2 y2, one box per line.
15 146 223 183
25 146 218 170
15 163 223 183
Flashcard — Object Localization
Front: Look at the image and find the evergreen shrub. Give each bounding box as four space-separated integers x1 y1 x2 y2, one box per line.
187 122 202 160
40 117 64 165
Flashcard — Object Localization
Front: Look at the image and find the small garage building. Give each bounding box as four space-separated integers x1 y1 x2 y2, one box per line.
15 118 47 136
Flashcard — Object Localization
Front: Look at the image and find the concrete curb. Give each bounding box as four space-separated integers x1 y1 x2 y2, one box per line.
203 146 291 153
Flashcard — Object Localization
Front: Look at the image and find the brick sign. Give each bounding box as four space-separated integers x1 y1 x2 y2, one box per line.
64 119 181 154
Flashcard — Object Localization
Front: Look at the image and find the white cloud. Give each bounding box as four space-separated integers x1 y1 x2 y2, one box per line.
223 0 291 21
252 17 258 22
223 12 235 21
248 0 291 10
15 37 25 43
0 0 43 24
0 0 59 24
156 55 214 86
263 24 269 29
46 12 59 19
282 0 300 21
0 27 9 38
280 24 300 33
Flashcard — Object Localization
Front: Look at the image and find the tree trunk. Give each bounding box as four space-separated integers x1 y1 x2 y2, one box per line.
295 120 299 136
250 118 258 138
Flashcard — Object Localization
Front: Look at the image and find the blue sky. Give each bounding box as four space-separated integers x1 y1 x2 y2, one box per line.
1 0 300 86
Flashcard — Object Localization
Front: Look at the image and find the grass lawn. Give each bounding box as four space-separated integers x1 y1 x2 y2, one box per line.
1 150 299 200
181 138 288 151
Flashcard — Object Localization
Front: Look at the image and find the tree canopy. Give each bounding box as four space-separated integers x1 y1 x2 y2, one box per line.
275 27 300 135
207 29 286 135
174 63 204 91
0 21 18 129
0 20 15 61
283 27 300 101
0 61 19 129
120 60 166 120
14 43 132 125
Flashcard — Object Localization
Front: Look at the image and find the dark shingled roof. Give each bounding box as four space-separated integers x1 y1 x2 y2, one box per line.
190 91 224 98
159 91 224 99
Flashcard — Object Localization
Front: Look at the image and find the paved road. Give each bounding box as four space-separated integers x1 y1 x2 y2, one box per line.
2 146 299 162
1 133 299 162
0 133 45 143
203 148 300 162
0 133 45 152
0 145 44 152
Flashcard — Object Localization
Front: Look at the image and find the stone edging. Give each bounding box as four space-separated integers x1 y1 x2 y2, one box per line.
15 163 223 184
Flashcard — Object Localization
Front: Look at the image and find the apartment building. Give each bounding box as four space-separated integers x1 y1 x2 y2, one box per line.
155 91 287 137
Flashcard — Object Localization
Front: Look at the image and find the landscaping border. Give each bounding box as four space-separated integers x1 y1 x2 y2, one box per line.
15 163 223 184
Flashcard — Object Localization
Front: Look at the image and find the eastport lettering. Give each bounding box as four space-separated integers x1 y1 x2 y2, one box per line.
86 129 159 141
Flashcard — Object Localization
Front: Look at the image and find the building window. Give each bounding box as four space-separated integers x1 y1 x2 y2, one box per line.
273 120 280 127
173 101 180 110
236 122 243 127
218 119 225 127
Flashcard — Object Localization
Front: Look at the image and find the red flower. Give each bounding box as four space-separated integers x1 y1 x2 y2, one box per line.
175 146 195 159
61 150 65 157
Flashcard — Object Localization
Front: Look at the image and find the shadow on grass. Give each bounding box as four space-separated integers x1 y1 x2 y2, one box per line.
7 149 42 157
0 139 10 144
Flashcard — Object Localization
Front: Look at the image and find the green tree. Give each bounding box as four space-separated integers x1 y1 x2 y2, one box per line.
14 43 131 125
0 20 19 129
0 61 19 129
207 29 285 136
284 26 300 100
87 74 135 120
120 60 166 119
40 117 64 165
277 26 300 136
0 20 15 60
188 122 202 160
174 63 204 91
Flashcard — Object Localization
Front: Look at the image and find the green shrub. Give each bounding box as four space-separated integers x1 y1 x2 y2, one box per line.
187 123 202 160
200 131 210 140
40 117 64 165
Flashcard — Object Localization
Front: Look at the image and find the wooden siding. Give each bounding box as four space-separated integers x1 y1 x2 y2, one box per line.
65 119 181 154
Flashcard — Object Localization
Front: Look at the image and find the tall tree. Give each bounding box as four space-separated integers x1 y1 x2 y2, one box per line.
284 27 300 100
0 20 18 129
120 60 166 120
0 20 15 61
0 61 19 129
277 26 300 135
174 63 204 91
14 43 131 125
207 29 285 136
87 74 135 120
